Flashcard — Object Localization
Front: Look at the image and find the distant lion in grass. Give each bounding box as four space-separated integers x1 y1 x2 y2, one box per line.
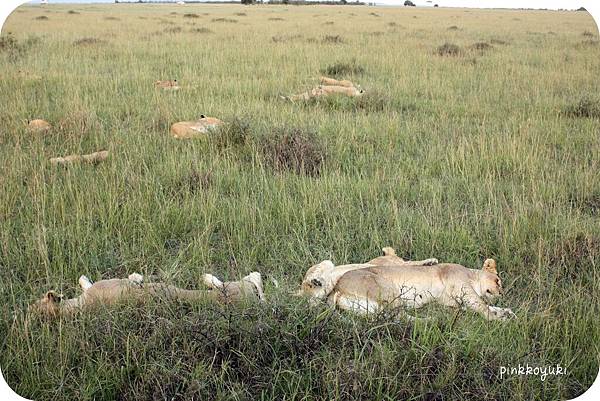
29 271 264 319
283 76 364 101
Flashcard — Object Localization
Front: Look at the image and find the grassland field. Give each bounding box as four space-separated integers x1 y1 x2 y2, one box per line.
0 3 599 400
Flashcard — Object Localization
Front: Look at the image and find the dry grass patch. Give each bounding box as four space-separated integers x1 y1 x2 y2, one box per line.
259 126 325 177
322 35 344 44
190 27 213 34
212 18 238 23
321 59 365 76
73 37 107 47
562 94 600 118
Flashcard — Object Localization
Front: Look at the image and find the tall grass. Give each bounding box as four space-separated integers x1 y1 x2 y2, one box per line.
0 3 599 400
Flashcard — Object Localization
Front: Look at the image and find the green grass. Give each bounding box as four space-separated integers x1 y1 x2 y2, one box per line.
1 3 599 400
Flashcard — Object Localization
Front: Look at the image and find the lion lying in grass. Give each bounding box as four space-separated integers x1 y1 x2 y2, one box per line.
170 115 224 139
297 247 438 301
299 248 515 321
29 271 264 318
49 150 109 166
283 76 364 101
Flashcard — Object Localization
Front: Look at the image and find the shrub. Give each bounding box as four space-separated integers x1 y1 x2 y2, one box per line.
164 27 183 34
258 126 326 177
212 18 238 23
67 10 79 15
470 42 493 52
322 35 344 44
183 13 200 18
562 95 600 118
190 27 214 34
213 117 252 150
321 60 365 76
73 37 106 46
35 16 48 21
436 42 462 56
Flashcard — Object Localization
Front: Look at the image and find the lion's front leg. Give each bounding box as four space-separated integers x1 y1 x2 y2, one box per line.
488 305 517 320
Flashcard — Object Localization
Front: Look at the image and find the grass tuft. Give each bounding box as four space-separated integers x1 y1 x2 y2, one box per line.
258 126 326 177
562 94 600 118
321 59 365 76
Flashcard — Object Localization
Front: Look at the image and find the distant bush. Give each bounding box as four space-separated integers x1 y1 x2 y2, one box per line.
268 17 285 21
447 25 459 31
258 126 326 177
470 42 493 52
67 10 79 15
322 35 344 44
582 30 595 38
212 18 238 23
1 33 41 61
164 27 183 34
213 117 252 150
436 42 462 56
190 27 214 34
73 37 107 46
321 60 365 76
490 38 509 45
104 16 120 21
183 13 200 18
35 16 48 21
562 95 600 119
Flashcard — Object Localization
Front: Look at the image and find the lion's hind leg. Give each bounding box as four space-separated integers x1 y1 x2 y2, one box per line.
330 292 380 315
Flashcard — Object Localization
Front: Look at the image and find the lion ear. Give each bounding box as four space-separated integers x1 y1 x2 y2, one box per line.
45 291 63 303
382 247 396 256
482 259 497 274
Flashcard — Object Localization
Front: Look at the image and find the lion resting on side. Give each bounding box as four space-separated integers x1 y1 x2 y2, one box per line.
297 247 438 301
170 115 224 139
283 76 364 101
329 259 515 321
29 271 264 318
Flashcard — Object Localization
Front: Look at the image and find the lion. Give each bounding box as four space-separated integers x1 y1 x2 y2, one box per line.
284 85 364 102
28 271 264 318
327 259 516 321
50 150 109 166
154 79 180 90
319 76 355 88
27 119 52 133
170 115 224 139
297 247 438 301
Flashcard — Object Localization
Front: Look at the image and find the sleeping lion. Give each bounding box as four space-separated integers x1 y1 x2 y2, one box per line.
299 248 515 321
29 271 264 318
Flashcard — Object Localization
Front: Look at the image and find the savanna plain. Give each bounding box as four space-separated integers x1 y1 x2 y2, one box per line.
0 3 599 400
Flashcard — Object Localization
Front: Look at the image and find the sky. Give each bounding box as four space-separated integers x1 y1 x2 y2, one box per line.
22 0 588 10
